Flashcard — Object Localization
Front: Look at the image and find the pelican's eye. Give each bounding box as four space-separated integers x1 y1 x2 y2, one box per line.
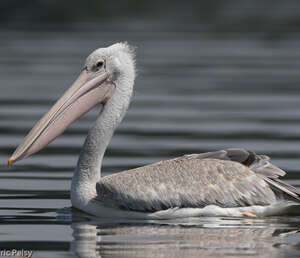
95 60 104 71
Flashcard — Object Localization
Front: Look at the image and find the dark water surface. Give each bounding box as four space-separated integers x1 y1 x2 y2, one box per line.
1 20 300 257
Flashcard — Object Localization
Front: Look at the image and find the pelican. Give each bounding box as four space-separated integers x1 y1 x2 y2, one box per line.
8 43 300 219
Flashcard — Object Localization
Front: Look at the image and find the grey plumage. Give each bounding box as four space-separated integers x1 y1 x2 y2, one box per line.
95 148 300 212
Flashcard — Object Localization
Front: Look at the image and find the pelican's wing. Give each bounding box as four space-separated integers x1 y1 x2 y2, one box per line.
191 148 300 200
95 148 300 212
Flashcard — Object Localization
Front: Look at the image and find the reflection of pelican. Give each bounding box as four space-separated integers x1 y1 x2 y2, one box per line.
70 220 300 258
8 43 300 219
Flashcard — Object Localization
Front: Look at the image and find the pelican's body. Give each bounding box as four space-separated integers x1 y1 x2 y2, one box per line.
9 43 300 219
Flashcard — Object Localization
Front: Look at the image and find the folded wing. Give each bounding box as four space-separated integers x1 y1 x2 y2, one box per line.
95 148 299 212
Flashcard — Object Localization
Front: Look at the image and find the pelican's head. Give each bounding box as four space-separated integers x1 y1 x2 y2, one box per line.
86 43 135 91
8 42 136 166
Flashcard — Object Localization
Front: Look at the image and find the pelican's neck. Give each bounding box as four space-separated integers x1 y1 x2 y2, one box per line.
71 87 132 203
77 107 117 181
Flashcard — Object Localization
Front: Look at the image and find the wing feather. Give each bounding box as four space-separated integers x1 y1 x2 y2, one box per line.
95 148 299 212
96 156 276 212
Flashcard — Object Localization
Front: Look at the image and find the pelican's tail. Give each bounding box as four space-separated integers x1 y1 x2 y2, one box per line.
189 148 300 204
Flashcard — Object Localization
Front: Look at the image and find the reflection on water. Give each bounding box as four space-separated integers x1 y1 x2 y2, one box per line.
70 216 300 258
1 8 300 257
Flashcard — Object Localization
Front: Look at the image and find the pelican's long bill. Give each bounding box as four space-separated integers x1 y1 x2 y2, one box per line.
8 70 115 166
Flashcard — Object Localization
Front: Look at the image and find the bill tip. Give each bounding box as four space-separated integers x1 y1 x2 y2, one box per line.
8 157 14 167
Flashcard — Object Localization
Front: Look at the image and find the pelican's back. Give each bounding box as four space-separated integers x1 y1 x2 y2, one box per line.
95 149 299 212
